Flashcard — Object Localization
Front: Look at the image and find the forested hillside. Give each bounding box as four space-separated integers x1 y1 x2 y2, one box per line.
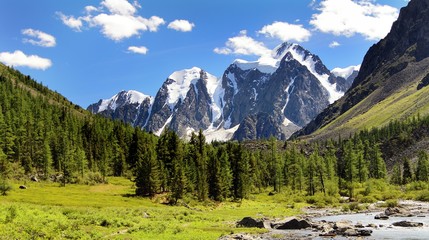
0 63 137 184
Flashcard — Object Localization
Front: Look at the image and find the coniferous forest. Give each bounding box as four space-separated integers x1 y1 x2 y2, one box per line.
1 64 429 203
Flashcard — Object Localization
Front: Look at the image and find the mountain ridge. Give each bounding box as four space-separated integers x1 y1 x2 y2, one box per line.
89 42 357 141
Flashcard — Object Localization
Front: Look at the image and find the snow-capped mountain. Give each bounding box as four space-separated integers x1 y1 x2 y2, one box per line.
88 90 153 126
88 42 358 141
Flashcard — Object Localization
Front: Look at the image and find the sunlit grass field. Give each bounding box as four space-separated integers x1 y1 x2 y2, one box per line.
0 178 305 239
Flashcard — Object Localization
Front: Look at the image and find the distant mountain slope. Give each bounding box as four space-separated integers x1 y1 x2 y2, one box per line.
294 0 429 141
89 43 357 141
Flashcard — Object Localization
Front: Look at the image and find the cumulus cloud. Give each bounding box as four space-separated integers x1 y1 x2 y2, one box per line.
57 12 84 32
0 50 52 70
329 41 340 48
168 20 195 32
214 32 270 57
310 0 399 40
58 0 168 41
22 28 56 47
101 0 136 16
258 21 311 42
128 46 148 54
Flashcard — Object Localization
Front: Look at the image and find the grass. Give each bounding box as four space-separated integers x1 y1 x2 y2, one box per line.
0 178 305 239
313 68 429 140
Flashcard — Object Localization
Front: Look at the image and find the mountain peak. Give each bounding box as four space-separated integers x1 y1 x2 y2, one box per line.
95 90 152 113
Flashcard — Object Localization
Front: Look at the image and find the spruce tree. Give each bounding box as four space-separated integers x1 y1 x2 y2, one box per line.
403 157 413 184
135 135 160 197
390 163 402 185
416 151 429 182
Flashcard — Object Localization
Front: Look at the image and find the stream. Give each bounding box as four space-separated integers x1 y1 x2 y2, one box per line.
314 212 429 239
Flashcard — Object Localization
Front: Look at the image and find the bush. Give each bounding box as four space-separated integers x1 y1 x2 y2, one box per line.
386 199 398 208
406 181 428 191
415 190 429 201
359 195 377 203
0 179 12 196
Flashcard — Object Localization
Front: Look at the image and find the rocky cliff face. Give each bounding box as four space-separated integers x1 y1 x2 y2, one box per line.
89 43 357 141
87 90 153 126
294 0 429 140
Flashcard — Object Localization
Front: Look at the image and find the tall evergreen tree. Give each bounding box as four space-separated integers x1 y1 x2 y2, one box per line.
416 151 429 182
135 133 160 197
403 157 413 184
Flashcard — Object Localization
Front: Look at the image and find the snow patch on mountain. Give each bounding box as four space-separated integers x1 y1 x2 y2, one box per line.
166 67 202 111
332 65 361 79
203 125 240 142
98 90 152 112
204 71 225 124
233 59 277 74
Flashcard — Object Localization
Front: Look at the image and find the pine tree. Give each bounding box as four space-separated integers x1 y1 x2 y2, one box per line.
403 157 413 184
135 134 160 197
390 163 402 185
344 141 356 198
170 140 186 203
416 151 429 182
188 130 209 201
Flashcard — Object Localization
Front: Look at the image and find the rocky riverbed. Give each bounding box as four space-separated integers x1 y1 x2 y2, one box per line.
220 200 429 240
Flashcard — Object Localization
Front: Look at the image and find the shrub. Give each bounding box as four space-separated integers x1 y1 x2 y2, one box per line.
359 195 377 203
386 199 398 208
0 179 12 196
415 190 429 201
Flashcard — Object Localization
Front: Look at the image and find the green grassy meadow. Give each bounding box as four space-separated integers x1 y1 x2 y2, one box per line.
0 178 305 239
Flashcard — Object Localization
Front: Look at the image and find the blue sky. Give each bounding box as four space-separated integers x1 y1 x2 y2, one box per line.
0 0 409 107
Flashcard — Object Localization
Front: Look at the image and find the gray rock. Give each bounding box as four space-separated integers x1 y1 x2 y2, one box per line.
375 213 389 220
237 217 265 228
30 175 38 182
271 218 312 230
19 185 27 189
392 221 424 227
333 220 353 233
357 229 373 236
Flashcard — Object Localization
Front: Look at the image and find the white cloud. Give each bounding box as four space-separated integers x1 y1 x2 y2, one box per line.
0 50 52 70
128 46 148 55
214 32 270 57
22 29 56 47
141 16 165 32
101 0 136 16
310 0 399 40
168 20 195 32
85 6 99 14
59 0 165 41
57 12 84 31
259 21 311 42
329 41 340 48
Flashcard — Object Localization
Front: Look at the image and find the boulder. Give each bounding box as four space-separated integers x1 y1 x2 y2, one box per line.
357 229 373 236
374 213 389 220
30 175 39 182
333 220 353 233
271 218 312 230
366 223 378 229
343 229 359 237
19 185 27 189
237 217 265 228
385 207 412 217
392 221 424 227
